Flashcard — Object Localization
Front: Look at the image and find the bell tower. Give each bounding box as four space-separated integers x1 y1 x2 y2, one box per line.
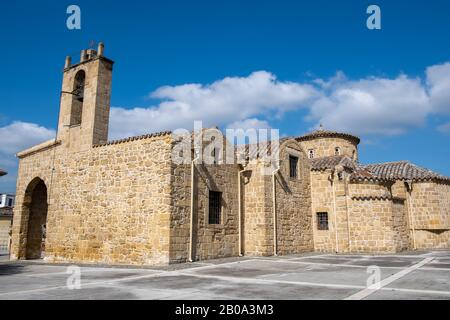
56 42 114 152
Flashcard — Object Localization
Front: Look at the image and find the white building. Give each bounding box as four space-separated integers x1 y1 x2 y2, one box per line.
0 194 15 208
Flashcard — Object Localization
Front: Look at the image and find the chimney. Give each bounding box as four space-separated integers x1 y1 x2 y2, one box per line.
80 50 88 62
97 42 104 56
64 56 72 69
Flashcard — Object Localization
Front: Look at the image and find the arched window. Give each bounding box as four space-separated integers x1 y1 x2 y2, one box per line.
308 149 315 159
335 147 341 156
70 70 85 126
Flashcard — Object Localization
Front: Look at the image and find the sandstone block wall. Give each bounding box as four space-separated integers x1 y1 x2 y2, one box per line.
348 182 410 253
414 230 450 249
170 161 240 263
310 170 335 252
242 140 313 256
299 137 358 160
275 141 313 255
310 170 352 253
0 217 12 252
410 182 450 230
410 181 450 249
242 163 272 256
12 135 174 266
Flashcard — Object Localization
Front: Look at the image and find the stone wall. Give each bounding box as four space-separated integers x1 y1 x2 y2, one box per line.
311 176 412 254
299 137 358 160
392 198 410 251
310 170 335 252
348 181 408 253
12 134 174 266
414 230 450 249
275 140 313 255
0 215 12 252
348 197 396 252
410 181 450 249
242 140 313 256
410 182 450 230
242 163 272 256
57 57 112 152
310 169 352 253
11 141 54 261
170 160 240 263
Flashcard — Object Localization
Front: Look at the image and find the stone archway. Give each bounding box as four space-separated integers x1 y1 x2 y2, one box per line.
23 178 48 259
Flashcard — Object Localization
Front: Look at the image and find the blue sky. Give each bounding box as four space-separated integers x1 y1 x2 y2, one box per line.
0 0 450 193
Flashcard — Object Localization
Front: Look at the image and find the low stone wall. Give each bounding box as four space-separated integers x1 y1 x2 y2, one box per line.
410 182 450 230
414 229 450 249
348 197 397 252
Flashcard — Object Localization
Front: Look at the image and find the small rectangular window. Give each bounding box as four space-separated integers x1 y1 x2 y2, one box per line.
289 155 298 178
209 191 222 224
8 198 13 207
317 212 329 230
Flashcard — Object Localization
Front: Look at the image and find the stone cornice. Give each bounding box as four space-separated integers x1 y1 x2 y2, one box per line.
93 131 172 148
17 139 61 159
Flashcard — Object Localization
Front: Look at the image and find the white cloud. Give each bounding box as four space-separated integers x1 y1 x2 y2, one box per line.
226 118 272 131
427 62 450 115
109 63 450 139
109 71 318 139
3 63 450 154
0 121 55 155
307 75 431 135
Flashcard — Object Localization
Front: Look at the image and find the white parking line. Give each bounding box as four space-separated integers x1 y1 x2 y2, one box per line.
0 259 255 297
175 270 366 290
1 255 449 299
298 254 426 260
0 270 168 297
254 258 450 271
344 257 434 300
381 286 450 297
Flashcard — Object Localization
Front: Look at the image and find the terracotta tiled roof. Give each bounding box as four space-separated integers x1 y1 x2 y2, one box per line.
309 157 449 183
358 161 450 183
0 168 6 176
296 129 360 145
310 155 358 171
93 131 172 147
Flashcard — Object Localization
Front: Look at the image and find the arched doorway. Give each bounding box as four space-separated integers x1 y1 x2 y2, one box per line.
23 178 48 259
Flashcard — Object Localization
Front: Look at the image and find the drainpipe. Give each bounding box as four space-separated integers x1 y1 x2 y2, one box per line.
272 167 280 256
238 167 251 256
344 176 351 252
406 181 416 250
331 171 339 253
188 152 200 262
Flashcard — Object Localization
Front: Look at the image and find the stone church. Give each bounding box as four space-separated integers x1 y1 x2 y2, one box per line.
10 45 450 266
